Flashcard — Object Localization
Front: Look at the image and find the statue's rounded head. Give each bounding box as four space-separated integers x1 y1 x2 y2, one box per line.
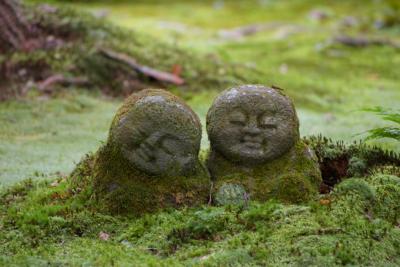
207 85 299 165
110 89 202 176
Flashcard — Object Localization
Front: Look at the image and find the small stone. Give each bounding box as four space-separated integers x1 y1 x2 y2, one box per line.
341 16 359 28
213 0 224 10
91 9 109 19
279 63 288 74
99 231 110 241
215 183 249 206
121 240 133 248
308 9 330 22
39 4 58 13
50 180 59 187
324 112 336 122
18 68 27 77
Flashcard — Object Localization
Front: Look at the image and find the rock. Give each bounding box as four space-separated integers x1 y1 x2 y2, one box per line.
91 89 210 214
206 85 321 204
308 9 330 22
340 16 359 28
91 9 109 19
214 183 249 206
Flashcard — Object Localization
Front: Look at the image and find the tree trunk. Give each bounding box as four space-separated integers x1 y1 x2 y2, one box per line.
0 0 32 53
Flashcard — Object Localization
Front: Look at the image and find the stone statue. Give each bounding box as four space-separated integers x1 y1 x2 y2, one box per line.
206 85 321 205
110 91 201 177
91 89 210 214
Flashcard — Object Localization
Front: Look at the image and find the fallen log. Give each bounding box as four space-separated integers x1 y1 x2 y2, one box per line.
99 48 185 85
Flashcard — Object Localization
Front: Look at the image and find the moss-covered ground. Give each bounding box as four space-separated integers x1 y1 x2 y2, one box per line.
1 173 400 266
1 0 400 265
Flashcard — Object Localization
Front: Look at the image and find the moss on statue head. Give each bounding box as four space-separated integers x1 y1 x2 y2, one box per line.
108 89 202 176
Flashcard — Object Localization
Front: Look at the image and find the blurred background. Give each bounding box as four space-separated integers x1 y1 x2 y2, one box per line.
1 0 399 185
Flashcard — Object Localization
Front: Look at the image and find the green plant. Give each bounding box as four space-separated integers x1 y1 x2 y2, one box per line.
362 107 400 142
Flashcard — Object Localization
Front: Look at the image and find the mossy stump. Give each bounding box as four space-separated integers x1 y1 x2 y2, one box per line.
206 85 322 205
90 89 210 214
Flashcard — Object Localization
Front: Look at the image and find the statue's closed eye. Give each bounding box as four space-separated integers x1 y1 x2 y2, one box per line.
259 116 277 129
161 136 181 155
229 111 246 126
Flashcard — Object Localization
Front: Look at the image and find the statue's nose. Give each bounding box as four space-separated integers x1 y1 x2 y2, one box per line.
242 116 261 136
145 132 164 146
243 126 261 135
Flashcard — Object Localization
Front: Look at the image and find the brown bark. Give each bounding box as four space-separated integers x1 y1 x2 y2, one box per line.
99 48 185 85
0 0 33 53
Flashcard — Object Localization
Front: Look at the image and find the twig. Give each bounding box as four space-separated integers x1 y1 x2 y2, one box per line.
38 74 89 92
334 35 400 48
218 22 306 40
218 22 284 39
99 48 185 85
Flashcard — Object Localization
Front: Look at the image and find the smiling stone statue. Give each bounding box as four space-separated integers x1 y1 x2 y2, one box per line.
207 85 299 165
91 89 210 214
206 85 321 205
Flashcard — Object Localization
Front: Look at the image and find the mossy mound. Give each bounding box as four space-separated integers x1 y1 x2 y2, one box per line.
0 3 259 100
89 146 210 215
1 172 399 266
208 141 322 204
334 178 376 203
305 135 400 192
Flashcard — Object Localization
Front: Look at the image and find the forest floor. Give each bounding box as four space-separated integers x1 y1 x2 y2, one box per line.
1 1 400 266
1 0 399 185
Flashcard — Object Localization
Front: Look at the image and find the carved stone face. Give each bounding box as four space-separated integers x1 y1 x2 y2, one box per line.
110 90 202 176
207 85 299 165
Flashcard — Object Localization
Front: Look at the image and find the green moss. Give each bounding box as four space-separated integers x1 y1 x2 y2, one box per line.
334 178 375 203
208 141 322 204
90 144 210 215
348 156 368 177
305 136 400 188
270 172 318 203
368 174 400 224
1 171 400 265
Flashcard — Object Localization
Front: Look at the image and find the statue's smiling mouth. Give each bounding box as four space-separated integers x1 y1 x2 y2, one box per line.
240 136 264 149
243 141 262 149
